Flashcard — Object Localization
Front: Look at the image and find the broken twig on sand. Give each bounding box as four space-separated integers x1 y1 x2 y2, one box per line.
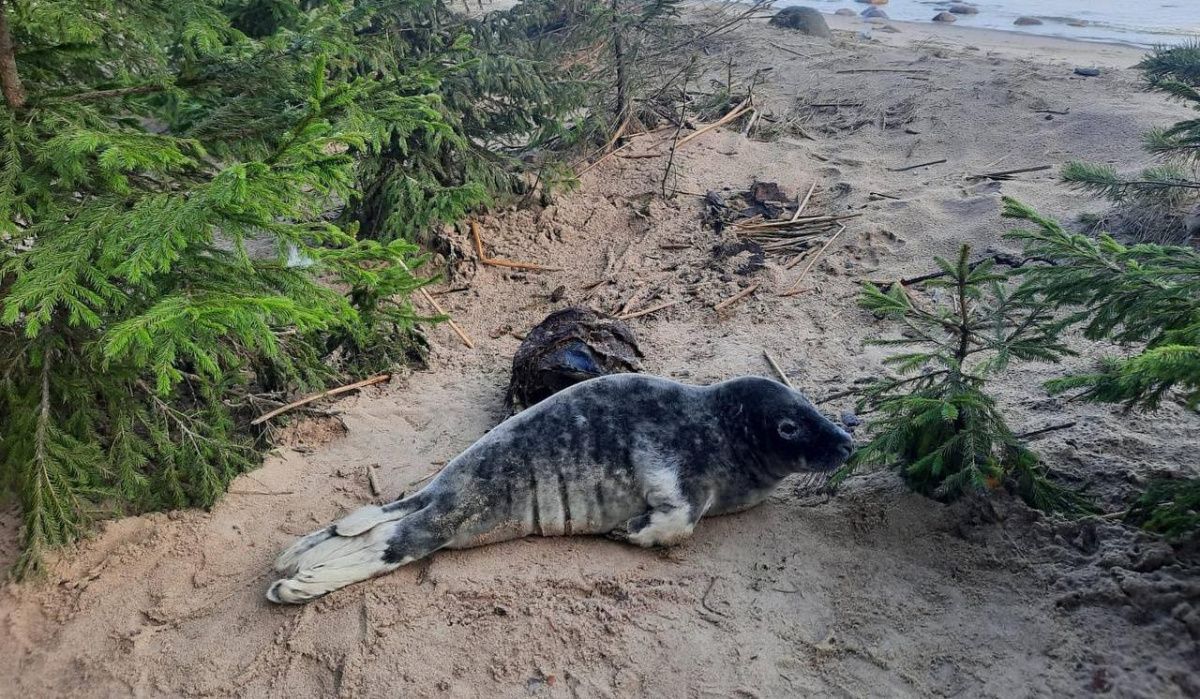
472 221 560 271
888 158 947 172
734 212 861 232
676 97 753 148
763 350 795 389
399 259 475 349
577 140 634 175
791 181 818 222
966 164 1051 180
714 282 761 312
251 374 391 426
1016 421 1078 440
366 464 382 497
835 68 932 74
616 299 680 320
781 225 846 296
766 41 814 60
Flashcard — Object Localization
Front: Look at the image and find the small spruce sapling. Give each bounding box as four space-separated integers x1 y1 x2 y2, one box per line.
845 245 1089 512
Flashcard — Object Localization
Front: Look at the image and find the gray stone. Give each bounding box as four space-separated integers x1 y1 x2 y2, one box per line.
1183 210 1200 238
1014 16 1043 26
948 3 978 14
933 11 957 22
769 6 832 38
835 8 856 16
1074 67 1101 77
861 7 888 19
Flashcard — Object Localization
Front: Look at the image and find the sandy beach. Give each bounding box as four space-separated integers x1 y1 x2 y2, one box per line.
2 7 1197 698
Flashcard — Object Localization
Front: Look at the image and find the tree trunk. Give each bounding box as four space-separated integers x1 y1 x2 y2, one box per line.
0 0 26 110
610 0 627 121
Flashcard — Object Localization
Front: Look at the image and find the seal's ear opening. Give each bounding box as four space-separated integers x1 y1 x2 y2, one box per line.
777 418 800 440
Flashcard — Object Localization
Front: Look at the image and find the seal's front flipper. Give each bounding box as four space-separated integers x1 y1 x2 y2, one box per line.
614 504 700 548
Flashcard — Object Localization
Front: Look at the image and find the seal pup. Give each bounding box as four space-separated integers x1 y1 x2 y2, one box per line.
267 374 853 604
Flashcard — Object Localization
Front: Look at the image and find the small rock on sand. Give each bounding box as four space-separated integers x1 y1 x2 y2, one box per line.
835 8 856 16
861 7 888 19
769 7 832 38
948 3 978 14
1074 67 1101 77
1014 16 1043 26
933 12 957 22
1183 210 1200 238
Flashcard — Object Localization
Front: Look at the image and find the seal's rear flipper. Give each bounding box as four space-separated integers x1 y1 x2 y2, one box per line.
267 506 447 604
274 493 431 575
335 492 431 535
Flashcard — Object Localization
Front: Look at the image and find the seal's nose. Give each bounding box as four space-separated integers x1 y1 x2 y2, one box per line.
830 424 854 462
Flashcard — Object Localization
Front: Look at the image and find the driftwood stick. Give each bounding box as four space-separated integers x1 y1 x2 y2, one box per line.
763 350 795 389
616 299 680 320
675 98 752 148
876 252 1030 289
740 108 760 137
714 282 761 312
251 373 391 426
836 68 932 74
966 164 1052 180
570 115 630 171
366 464 382 497
472 221 560 271
888 158 947 172
816 387 860 404
735 212 862 231
781 225 846 296
577 140 634 176
766 41 814 60
398 259 475 349
1016 421 1077 441
418 288 474 349
616 283 647 316
617 151 668 159
791 181 818 222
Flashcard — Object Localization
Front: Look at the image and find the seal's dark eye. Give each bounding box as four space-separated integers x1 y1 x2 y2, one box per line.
777 419 800 440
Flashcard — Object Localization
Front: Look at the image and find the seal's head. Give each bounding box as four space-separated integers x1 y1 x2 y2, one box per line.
719 376 854 474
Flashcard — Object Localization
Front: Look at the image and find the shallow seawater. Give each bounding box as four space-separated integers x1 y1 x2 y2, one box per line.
781 0 1200 48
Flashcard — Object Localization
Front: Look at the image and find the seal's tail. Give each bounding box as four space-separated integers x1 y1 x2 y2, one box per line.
268 496 432 604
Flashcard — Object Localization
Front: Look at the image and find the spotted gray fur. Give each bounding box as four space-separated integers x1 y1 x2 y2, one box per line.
267 374 853 603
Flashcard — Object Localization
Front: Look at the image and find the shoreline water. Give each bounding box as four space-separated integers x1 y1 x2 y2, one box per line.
781 0 1199 49
819 12 1152 67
